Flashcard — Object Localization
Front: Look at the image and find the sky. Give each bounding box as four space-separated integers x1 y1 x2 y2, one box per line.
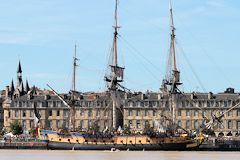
0 0 240 93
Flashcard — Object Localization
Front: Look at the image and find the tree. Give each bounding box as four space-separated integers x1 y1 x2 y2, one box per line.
203 128 216 137
0 128 7 136
44 119 51 130
123 124 131 135
29 128 37 137
143 123 154 137
10 120 23 135
91 121 100 134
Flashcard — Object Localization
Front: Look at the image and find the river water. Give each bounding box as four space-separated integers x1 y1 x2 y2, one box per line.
0 150 239 160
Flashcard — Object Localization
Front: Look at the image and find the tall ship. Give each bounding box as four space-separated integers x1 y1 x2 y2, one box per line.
35 0 232 150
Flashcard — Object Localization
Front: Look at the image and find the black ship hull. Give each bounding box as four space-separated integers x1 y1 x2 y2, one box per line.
47 141 199 151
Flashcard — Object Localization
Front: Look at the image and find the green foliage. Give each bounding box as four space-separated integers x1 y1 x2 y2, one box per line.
0 128 7 136
29 128 37 136
123 124 131 135
10 120 23 135
143 123 154 136
91 121 100 133
75 126 82 132
203 128 216 136
44 119 51 130
61 120 68 130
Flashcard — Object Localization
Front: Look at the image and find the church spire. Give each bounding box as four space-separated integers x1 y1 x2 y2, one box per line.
16 60 23 88
17 60 22 73
25 80 30 93
19 82 24 95
10 79 15 93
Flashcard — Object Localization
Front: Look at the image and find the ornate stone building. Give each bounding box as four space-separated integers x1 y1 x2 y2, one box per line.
123 89 240 136
3 91 113 132
1 62 114 132
2 61 240 136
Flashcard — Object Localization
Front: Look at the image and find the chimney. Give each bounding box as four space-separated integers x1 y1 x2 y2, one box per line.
208 92 213 99
124 92 128 100
157 93 162 100
5 86 9 97
191 92 195 99
141 93 145 100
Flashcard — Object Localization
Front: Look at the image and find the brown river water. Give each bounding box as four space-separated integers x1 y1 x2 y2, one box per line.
0 150 239 160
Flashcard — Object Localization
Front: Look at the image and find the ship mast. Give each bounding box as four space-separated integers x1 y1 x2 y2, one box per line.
70 44 78 131
161 0 182 125
105 0 124 130
72 44 78 92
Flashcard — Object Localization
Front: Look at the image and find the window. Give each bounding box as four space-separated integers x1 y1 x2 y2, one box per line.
88 110 92 117
30 120 34 128
49 110 52 116
224 101 228 107
194 110 198 117
49 120 52 129
104 110 108 117
153 110 156 116
57 110 60 117
129 120 133 128
136 120 141 129
178 120 182 127
63 120 68 128
80 110 84 116
144 120 149 128
30 110 33 117
15 110 19 118
96 109 100 117
181 101 185 107
237 121 240 130
194 120 198 129
22 120 26 128
178 110 181 116
8 111 11 118
207 101 210 107
57 120 61 128
145 110 148 116
227 111 233 117
88 120 92 128
198 101 202 108
46 102 49 108
132 102 136 107
228 120 232 129
79 120 84 129
128 110 133 116
186 110 190 117
203 111 206 117
104 120 108 128
186 120 190 129
53 101 56 107
64 110 68 117
22 111 26 117
136 110 140 116
237 109 240 117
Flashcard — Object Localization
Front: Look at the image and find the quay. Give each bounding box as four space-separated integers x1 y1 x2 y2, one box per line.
0 142 47 150
0 136 47 150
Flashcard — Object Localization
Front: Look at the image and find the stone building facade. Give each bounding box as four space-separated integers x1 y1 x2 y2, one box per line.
1 62 240 136
3 92 113 132
123 89 240 136
3 88 240 136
